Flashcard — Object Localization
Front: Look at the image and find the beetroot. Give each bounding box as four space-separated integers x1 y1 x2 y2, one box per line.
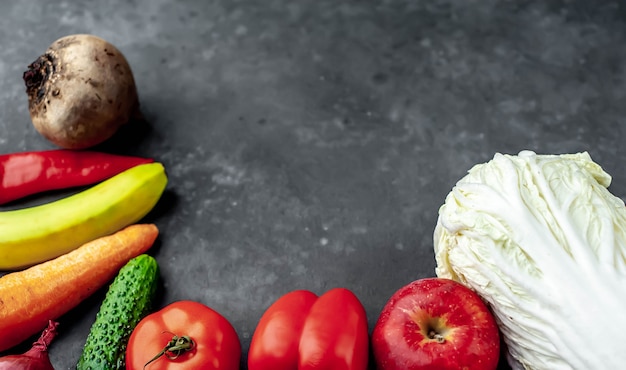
23 34 139 149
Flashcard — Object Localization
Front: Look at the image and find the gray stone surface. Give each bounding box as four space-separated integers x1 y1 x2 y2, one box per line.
1 1 626 369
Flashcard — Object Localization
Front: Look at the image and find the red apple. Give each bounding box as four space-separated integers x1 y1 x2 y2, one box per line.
372 278 500 370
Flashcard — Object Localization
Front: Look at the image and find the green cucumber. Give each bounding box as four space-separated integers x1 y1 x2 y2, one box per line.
77 254 159 370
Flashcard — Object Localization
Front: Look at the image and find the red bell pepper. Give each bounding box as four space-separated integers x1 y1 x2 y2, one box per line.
0 149 153 205
248 288 369 370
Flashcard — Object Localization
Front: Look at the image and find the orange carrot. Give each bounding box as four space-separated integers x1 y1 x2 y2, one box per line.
0 223 159 352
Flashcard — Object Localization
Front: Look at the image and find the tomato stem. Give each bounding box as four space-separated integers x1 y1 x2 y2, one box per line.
143 333 195 369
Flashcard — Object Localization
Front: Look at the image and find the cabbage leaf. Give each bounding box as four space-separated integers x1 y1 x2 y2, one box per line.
434 150 626 370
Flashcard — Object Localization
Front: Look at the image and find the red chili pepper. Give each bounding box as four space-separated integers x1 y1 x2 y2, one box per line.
0 150 153 205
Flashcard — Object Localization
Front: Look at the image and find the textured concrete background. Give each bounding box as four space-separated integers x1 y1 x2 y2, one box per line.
1 1 625 369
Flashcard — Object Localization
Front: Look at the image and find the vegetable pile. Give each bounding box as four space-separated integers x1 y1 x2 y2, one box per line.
2 40 167 354
10 31 622 370
0 147 167 365
0 160 166 270
0 224 159 352
434 151 626 369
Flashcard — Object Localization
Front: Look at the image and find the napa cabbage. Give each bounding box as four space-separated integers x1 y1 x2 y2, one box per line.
434 150 626 370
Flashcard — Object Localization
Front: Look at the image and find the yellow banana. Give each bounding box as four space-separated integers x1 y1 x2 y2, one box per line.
0 162 167 270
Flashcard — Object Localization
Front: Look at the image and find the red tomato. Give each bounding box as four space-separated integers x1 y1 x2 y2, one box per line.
126 300 241 370
248 288 369 370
